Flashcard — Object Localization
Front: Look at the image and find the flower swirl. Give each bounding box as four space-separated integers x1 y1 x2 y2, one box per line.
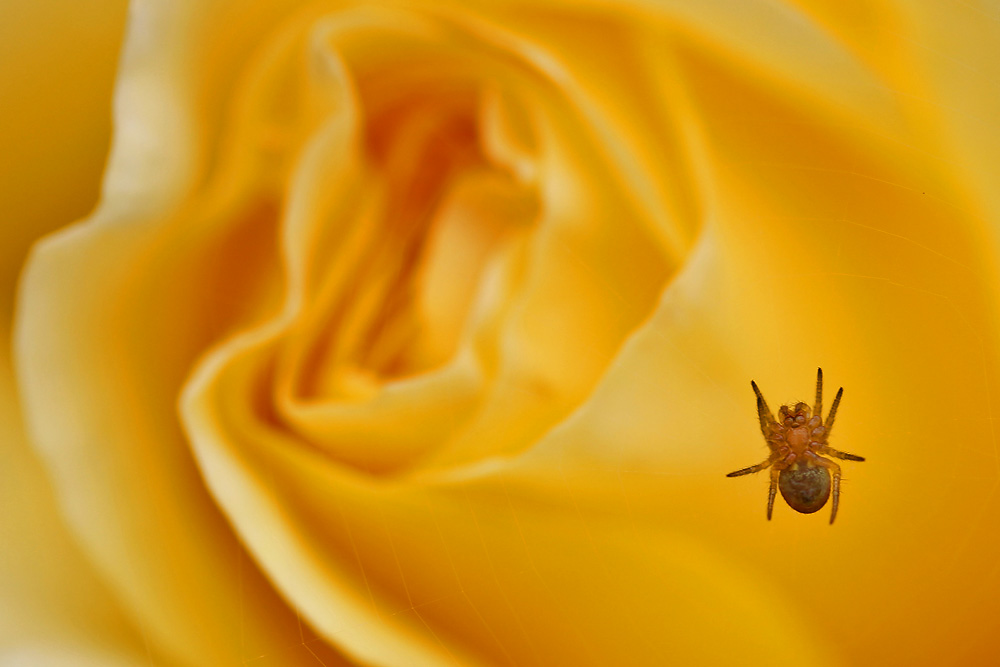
8 1 1000 665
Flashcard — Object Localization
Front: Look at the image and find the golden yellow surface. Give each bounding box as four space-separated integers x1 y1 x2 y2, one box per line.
3 1 1000 665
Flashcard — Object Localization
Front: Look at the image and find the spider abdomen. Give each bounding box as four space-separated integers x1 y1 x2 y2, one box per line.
778 462 831 514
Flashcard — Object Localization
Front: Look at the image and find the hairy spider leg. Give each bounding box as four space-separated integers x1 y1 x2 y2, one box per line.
751 381 776 435
814 368 823 419
807 453 842 524
726 458 774 477
756 397 770 436
825 386 844 432
727 383 779 477
821 446 865 462
766 466 780 520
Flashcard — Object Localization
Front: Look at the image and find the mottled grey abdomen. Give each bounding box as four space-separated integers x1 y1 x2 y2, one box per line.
779 463 831 514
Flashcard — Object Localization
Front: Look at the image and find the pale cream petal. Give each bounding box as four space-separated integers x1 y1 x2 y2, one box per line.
0 0 158 660
0 645 142 667
14 1 353 664
0 358 150 662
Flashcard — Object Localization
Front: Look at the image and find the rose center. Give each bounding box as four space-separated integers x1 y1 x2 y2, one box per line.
294 77 537 400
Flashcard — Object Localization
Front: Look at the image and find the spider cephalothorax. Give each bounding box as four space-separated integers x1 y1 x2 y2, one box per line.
727 369 865 524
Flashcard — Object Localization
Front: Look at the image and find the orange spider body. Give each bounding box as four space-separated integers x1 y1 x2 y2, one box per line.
727 369 865 524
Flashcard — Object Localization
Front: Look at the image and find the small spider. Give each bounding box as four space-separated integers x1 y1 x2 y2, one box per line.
726 368 865 524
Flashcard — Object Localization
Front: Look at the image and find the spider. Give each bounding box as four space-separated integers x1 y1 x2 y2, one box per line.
726 368 865 524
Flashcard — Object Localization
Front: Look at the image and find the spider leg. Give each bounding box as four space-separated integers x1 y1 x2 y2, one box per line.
751 381 776 436
824 386 844 432
756 397 770 437
766 466 780 520
810 456 843 524
726 458 773 477
814 368 823 419
821 445 865 462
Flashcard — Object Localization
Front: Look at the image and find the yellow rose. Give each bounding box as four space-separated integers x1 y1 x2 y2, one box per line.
6 1 1000 665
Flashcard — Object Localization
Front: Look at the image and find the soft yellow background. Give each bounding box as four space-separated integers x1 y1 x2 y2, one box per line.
0 1 147 664
5 1 1000 666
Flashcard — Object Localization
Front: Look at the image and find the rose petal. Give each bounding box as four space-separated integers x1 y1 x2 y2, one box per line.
0 644 142 667
0 361 149 661
0 0 156 659
14 1 353 664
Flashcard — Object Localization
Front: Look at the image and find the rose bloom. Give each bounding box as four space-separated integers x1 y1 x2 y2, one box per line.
3 0 1000 665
